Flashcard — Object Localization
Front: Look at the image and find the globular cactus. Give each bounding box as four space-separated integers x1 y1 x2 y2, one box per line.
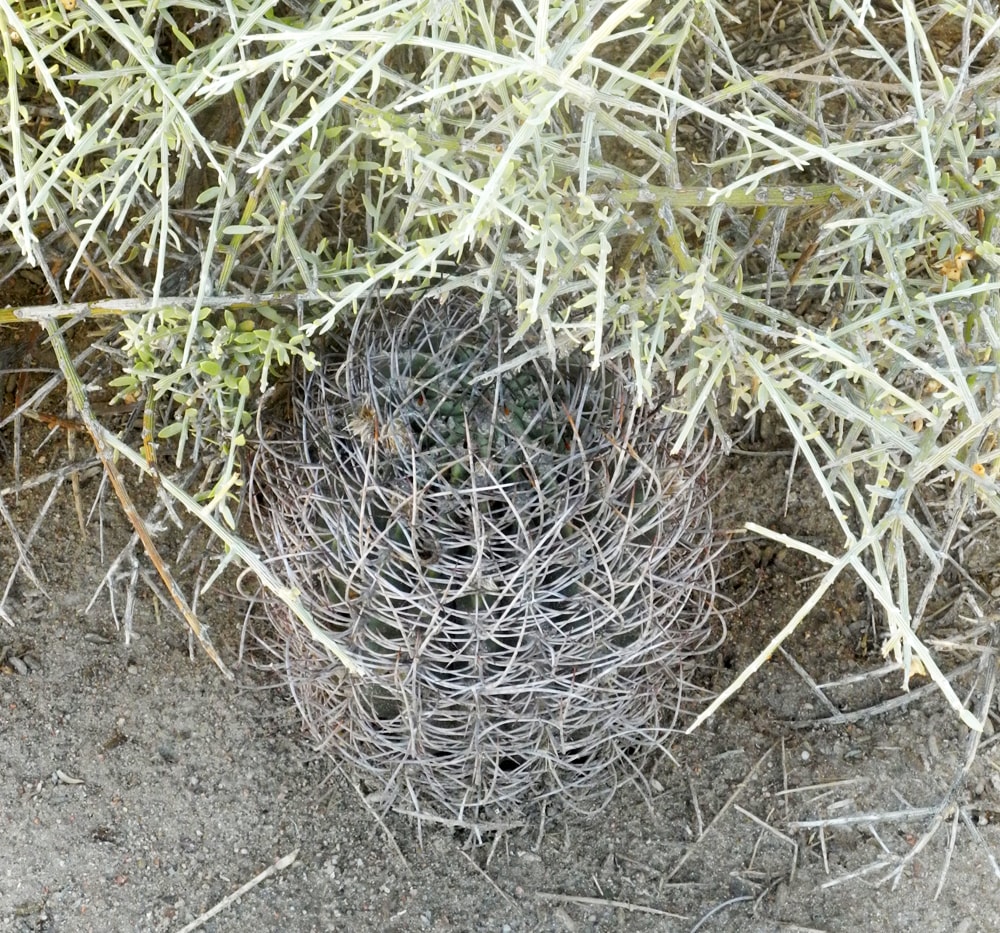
250 293 725 833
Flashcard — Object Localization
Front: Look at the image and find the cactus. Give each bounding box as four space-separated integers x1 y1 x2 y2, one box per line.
249 293 725 833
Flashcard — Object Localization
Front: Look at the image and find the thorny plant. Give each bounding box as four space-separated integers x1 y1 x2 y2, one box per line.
1 0 1000 731
249 293 724 829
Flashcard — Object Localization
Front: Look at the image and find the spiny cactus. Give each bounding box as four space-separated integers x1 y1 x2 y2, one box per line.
249 293 725 833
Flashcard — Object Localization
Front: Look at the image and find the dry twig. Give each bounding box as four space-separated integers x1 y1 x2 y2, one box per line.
43 320 233 679
174 849 299 933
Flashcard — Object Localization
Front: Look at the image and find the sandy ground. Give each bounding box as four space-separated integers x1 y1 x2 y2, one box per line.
2 421 1000 933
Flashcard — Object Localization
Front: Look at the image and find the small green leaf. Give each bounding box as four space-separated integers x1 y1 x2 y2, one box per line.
170 25 196 53
158 422 184 439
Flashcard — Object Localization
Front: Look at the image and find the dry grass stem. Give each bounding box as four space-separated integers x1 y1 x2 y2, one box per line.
174 849 299 933
43 321 233 679
458 850 517 908
788 661 980 728
786 623 999 893
664 745 775 884
533 890 687 920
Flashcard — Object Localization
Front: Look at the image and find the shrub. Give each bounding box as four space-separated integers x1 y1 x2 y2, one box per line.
2 0 999 734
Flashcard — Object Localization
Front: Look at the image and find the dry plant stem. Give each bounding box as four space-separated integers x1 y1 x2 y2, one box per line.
879 634 999 891
687 770 704 838
734 804 798 857
60 387 365 678
688 894 753 933
777 647 841 720
42 320 233 680
458 850 516 908
663 745 775 885
819 858 896 890
11 381 20 495
90 525 161 613
759 926 828 933
65 398 86 535
935 808 961 901
0 487 44 593
1 477 61 612
959 807 1000 883
174 849 299 933
388 808 525 835
334 769 408 869
791 628 999 894
0 370 71 433
780 738 790 823
789 805 944 831
5 292 333 326
689 523 983 733
787 660 979 728
22 319 360 676
87 486 181 631
908 487 973 636
532 891 686 920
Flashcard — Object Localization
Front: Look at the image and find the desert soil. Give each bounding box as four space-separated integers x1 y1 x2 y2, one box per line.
2 406 999 933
